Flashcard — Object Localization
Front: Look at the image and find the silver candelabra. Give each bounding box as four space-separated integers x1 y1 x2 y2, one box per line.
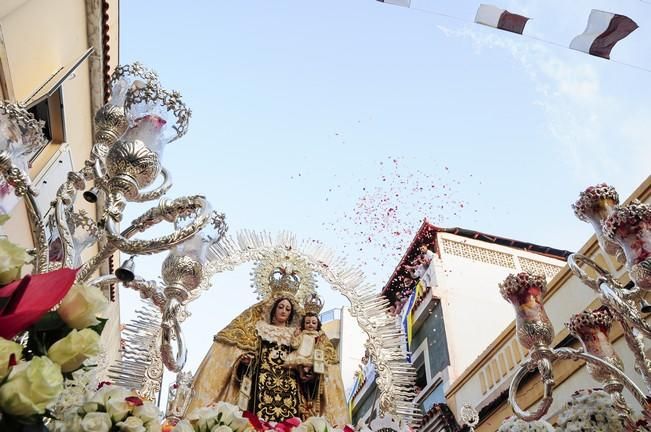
0 62 227 393
501 184 651 428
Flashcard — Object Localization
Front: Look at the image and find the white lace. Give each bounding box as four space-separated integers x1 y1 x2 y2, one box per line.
255 320 294 346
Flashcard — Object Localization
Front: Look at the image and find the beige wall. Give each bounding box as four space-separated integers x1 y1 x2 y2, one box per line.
0 0 121 378
1 0 95 248
434 232 565 384
447 176 651 430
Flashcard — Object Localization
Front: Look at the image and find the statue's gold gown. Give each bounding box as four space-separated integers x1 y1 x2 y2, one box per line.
185 302 350 426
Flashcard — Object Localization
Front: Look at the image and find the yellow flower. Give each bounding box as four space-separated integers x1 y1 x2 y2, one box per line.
0 237 30 285
0 356 63 416
57 283 108 329
47 328 101 372
0 336 23 380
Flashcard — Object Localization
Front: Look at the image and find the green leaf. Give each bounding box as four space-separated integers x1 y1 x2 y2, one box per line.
0 213 10 226
89 317 108 336
30 312 67 332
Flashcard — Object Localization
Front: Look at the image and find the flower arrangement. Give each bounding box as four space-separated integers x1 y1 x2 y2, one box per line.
556 389 625 432
497 416 554 432
48 383 163 432
0 214 109 431
171 402 255 432
166 402 352 432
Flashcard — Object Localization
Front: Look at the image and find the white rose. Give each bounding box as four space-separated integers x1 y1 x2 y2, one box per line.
47 328 100 372
81 411 112 432
188 406 220 421
104 386 132 405
116 415 146 432
0 237 30 285
214 401 238 424
228 415 252 432
106 394 132 422
304 417 329 432
133 402 161 423
144 420 163 432
0 356 63 416
212 426 233 432
0 336 23 380
63 409 84 432
57 283 108 329
172 420 195 432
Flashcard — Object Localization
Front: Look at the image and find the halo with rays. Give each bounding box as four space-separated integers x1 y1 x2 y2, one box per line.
200 230 421 425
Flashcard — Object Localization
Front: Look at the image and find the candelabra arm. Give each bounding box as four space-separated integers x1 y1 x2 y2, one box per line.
24 189 48 273
104 195 211 256
133 167 172 202
75 224 140 282
86 274 166 311
161 296 186 372
569 254 651 338
0 151 48 273
509 357 554 421
553 347 648 409
620 320 651 392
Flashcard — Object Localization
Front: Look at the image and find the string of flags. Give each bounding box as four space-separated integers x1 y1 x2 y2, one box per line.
377 1 640 62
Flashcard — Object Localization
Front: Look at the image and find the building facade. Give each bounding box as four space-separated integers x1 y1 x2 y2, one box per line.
446 176 651 431
0 0 120 370
350 222 570 431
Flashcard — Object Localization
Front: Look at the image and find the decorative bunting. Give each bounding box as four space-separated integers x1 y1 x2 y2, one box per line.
376 0 411 8
475 4 530 35
570 9 638 59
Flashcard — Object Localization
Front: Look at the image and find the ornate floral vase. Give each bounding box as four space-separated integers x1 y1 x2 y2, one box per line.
572 183 623 260
567 307 624 383
603 202 651 290
500 272 554 350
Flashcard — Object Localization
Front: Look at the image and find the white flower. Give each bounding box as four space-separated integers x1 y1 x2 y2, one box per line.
57 283 108 329
133 401 161 423
116 415 146 432
0 356 63 416
0 237 30 285
497 416 554 432
80 411 113 432
144 420 163 432
0 336 23 380
47 328 101 372
304 417 331 432
293 426 309 432
106 394 132 422
212 426 233 432
214 401 239 424
557 389 624 432
172 420 195 432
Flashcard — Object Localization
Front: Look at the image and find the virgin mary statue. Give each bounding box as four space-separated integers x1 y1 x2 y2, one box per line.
185 266 349 426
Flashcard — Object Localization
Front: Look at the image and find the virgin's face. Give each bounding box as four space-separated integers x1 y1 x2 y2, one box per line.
304 316 319 331
273 299 292 325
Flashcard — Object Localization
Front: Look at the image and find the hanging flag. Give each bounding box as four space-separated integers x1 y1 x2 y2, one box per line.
474 4 530 35
570 10 638 59
401 290 416 360
376 0 411 8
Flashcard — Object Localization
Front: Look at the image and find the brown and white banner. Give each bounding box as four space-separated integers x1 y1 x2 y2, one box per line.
570 9 638 59
376 0 411 8
474 4 530 35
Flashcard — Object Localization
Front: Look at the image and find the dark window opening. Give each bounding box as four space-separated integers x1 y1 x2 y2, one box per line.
413 353 427 391
26 87 65 162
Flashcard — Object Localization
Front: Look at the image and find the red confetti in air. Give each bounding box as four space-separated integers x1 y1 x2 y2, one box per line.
323 156 481 283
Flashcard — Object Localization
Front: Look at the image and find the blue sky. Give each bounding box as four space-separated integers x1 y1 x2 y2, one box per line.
118 0 651 393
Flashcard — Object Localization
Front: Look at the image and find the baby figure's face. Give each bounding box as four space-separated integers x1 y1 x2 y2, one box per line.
304 315 319 331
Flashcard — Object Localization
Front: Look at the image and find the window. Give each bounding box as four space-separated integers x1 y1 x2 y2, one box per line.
22 48 93 161
413 352 427 391
420 382 445 413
